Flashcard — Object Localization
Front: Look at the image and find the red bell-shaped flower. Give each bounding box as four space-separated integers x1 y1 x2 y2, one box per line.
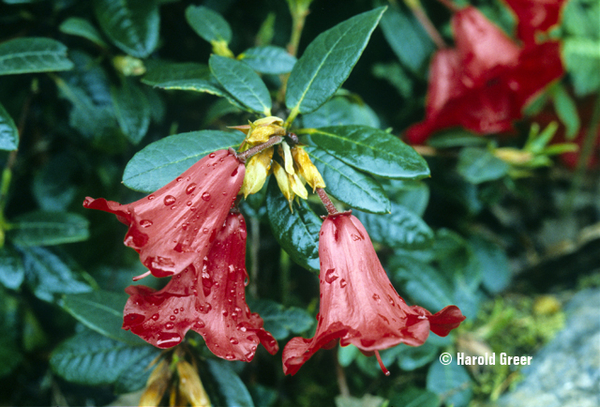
282 212 465 376
122 212 278 361
503 0 568 45
405 7 564 144
83 149 245 278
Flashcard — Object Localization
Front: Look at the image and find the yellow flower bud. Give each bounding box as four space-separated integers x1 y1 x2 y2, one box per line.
273 161 294 203
240 147 273 197
494 148 534 165
176 361 211 407
139 359 171 407
292 146 326 191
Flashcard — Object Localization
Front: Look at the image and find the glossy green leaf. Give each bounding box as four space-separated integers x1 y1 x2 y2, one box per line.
59 17 108 48
392 257 454 312
457 147 509 184
301 96 380 128
122 130 243 192
9 211 89 247
209 55 272 115
372 62 413 98
305 146 390 214
249 299 314 340
286 7 385 115
427 130 489 149
111 80 151 144
380 4 434 74
397 342 438 371
93 0 159 58
382 179 430 217
426 362 473 407
113 347 159 393
470 237 511 294
20 247 93 302
0 337 22 378
563 38 600 96
60 290 145 345
305 125 429 179
354 203 433 248
50 329 159 386
551 84 580 139
389 387 440 407
338 344 360 367
0 37 73 75
0 102 18 151
266 180 321 272
206 360 255 407
0 246 25 290
32 152 78 212
239 46 297 74
185 5 232 44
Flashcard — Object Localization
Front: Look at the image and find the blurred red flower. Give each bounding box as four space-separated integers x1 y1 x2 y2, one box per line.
122 212 279 361
83 149 245 278
406 7 564 144
282 212 465 376
503 0 568 45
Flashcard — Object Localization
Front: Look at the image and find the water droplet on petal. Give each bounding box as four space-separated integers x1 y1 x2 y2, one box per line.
387 295 395 306
165 322 174 329
340 279 347 288
164 195 176 206
373 293 381 304
125 313 145 324
186 183 196 194
324 268 339 284
222 310 228 317
169 315 176 321
148 194 155 200
201 192 211 201
230 338 239 345
225 353 236 360
156 332 182 347
151 313 159 321
139 219 153 228
351 234 362 241
209 153 216 158
193 319 205 329
176 177 183 182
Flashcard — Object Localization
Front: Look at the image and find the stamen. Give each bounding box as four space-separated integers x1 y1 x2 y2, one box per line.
132 270 152 281
374 350 390 376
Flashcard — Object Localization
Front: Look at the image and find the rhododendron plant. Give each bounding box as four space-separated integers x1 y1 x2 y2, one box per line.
122 211 278 360
83 149 245 278
406 6 564 144
282 211 466 376
503 0 568 45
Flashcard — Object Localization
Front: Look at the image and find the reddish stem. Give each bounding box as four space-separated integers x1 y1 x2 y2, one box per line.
235 136 283 163
316 188 338 215
436 0 461 13
410 5 447 49
375 350 390 376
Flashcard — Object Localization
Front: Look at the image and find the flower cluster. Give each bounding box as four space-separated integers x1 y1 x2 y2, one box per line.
405 5 565 144
84 120 465 373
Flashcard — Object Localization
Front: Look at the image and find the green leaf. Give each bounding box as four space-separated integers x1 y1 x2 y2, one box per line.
122 130 243 192
456 147 509 184
60 290 145 345
20 247 93 302
0 246 25 290
239 46 297 74
427 130 489 149
185 5 232 44
392 257 455 312
301 97 380 128
0 337 23 378
59 17 108 48
9 211 89 247
426 362 473 407
355 203 433 249
382 179 430 217
32 152 78 211
305 146 389 214
305 125 429 179
338 344 360 367
0 37 73 76
372 62 413 98
469 237 510 294
551 84 580 139
209 55 272 115
379 4 435 74
111 79 151 144
266 179 321 272
114 346 159 393
50 329 159 386
397 342 438 371
206 360 255 407
562 38 600 96
249 299 314 340
286 7 386 115
93 0 159 58
389 387 440 407
0 102 18 151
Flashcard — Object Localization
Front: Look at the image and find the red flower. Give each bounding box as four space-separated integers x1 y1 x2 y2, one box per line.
123 211 279 361
503 0 568 45
282 212 465 376
83 149 245 278
406 7 564 144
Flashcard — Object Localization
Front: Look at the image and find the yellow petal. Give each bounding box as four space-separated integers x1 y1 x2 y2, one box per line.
176 361 211 407
253 116 283 126
279 143 295 175
289 172 308 200
139 359 171 407
273 161 294 203
292 146 326 191
247 123 285 145
241 147 273 197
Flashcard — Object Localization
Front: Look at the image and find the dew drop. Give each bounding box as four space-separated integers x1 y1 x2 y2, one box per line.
387 295 395 306
373 293 381 303
324 268 339 284
156 332 182 347
165 322 174 329
164 195 176 206
186 183 197 194
125 313 145 324
139 219 153 228
351 234 362 241
151 313 159 321
340 279 347 288
169 315 176 321
173 308 179 314
222 310 228 317
237 323 248 332
176 177 183 182
147 194 155 200
225 353 235 360
209 152 216 158
231 168 238 177
201 192 211 201
186 201 192 206
230 338 239 345
193 319 206 329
